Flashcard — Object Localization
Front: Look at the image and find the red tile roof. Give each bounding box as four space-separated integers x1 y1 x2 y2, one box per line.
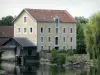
0 26 14 37
25 8 76 23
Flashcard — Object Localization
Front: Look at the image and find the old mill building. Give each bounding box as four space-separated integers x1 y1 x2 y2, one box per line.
13 8 76 52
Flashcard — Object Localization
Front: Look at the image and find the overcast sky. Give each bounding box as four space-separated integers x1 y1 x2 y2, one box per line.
0 0 100 18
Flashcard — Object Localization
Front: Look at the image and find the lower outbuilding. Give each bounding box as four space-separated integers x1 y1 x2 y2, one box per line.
0 37 39 64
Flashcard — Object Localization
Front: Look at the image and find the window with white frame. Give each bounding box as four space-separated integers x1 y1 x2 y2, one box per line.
70 46 72 50
18 28 20 33
24 28 27 33
41 37 43 42
48 37 51 42
63 46 65 50
48 28 51 33
30 27 32 33
41 27 43 33
70 37 72 42
63 37 65 42
24 17 27 23
41 46 43 50
56 28 58 34
70 28 72 33
63 28 66 33
48 46 51 50
55 37 58 45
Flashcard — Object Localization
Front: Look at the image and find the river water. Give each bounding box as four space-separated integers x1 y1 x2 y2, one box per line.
0 61 99 75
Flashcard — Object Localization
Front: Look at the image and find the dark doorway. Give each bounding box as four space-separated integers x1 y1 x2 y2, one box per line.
17 57 21 64
28 50 32 56
55 37 58 45
55 47 59 50
28 67 32 72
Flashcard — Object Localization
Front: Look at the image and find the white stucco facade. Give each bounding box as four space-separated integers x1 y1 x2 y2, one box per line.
37 22 76 51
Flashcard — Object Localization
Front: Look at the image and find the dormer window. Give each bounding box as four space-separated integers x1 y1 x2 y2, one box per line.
24 17 27 23
55 18 59 28
54 16 59 28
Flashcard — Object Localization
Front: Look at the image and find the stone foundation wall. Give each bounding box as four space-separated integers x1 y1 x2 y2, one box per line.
40 50 51 59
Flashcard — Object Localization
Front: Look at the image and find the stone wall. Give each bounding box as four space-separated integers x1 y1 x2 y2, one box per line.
40 50 51 59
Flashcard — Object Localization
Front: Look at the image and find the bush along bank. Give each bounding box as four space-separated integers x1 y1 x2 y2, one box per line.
49 49 89 67
50 49 66 66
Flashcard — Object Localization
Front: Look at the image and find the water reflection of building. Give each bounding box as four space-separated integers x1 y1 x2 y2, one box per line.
0 61 90 75
1 62 16 74
37 64 51 75
1 62 39 75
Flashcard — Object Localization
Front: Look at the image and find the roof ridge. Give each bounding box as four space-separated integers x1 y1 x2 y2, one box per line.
25 8 66 11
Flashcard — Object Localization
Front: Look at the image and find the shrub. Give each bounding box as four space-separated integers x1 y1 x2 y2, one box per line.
59 49 76 55
66 55 77 64
50 49 66 65
56 53 66 65
66 49 74 56
59 50 67 53
50 49 58 64
47 50 51 53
